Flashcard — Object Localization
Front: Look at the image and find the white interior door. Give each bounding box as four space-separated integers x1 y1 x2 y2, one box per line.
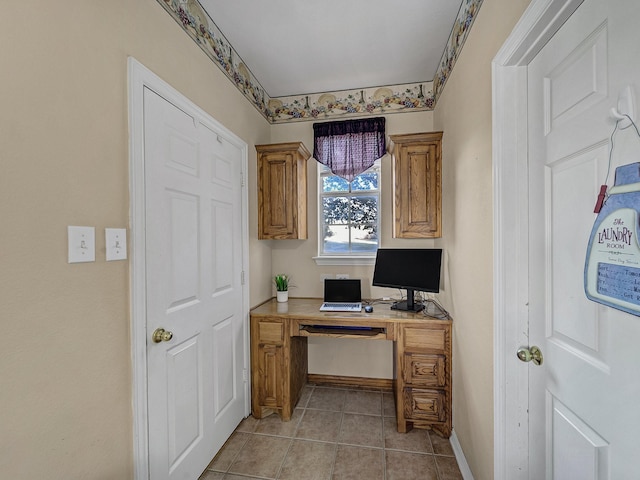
527 0 640 477
144 86 246 480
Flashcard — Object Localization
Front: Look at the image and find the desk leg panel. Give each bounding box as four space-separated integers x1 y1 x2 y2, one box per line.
283 336 308 420
250 319 262 419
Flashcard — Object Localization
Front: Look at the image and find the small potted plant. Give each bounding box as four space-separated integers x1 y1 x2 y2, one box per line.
274 274 290 303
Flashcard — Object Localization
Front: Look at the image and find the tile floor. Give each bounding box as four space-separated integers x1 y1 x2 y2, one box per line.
199 384 463 480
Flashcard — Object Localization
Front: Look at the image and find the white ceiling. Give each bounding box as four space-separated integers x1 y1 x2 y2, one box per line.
198 0 463 98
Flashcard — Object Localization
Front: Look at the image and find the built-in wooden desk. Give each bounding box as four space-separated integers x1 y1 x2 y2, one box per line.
250 298 452 437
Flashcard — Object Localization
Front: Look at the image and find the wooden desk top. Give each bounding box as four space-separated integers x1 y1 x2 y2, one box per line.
250 297 451 327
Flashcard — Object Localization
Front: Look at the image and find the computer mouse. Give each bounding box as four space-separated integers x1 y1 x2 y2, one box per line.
364 305 373 313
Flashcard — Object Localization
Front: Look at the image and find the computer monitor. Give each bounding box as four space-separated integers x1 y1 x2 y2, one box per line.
372 248 442 312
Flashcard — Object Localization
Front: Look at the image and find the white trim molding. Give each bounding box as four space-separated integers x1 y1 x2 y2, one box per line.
492 0 584 478
312 255 376 266
128 56 150 480
450 429 475 480
128 57 250 480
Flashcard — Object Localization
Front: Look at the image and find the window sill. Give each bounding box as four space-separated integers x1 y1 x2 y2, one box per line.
313 255 376 266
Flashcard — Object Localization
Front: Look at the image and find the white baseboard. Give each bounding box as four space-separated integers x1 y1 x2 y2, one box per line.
450 429 474 480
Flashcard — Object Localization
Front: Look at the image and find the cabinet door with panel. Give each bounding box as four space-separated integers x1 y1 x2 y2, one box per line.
403 388 447 423
390 132 442 238
257 343 283 409
403 352 447 387
251 318 286 419
256 142 311 239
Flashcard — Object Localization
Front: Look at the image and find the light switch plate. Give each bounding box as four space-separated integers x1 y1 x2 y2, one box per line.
105 228 127 261
68 226 95 263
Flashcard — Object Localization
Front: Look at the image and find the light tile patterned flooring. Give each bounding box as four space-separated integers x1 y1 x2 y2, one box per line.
199 384 463 480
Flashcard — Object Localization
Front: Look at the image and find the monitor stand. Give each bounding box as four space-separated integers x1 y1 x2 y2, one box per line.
390 288 424 312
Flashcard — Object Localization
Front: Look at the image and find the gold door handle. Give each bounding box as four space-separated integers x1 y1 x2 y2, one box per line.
516 346 543 366
152 328 173 343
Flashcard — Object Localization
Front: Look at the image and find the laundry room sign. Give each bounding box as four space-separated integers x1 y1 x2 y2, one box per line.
585 162 640 316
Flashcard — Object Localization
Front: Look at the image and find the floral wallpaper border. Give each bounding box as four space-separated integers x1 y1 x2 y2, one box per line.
433 0 484 101
266 83 435 123
156 0 483 124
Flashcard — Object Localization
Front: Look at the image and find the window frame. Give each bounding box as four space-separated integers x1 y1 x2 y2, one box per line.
313 160 381 265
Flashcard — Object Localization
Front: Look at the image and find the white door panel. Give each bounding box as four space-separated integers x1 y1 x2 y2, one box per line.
527 0 640 477
549 395 609 480
144 85 245 480
212 316 235 415
548 146 608 359
166 336 204 469
543 22 607 137
166 190 201 311
211 199 235 293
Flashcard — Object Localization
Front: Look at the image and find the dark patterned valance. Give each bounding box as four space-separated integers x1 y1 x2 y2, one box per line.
313 117 386 181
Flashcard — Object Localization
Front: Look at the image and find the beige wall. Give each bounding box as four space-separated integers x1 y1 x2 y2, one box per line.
433 0 531 478
0 1 270 478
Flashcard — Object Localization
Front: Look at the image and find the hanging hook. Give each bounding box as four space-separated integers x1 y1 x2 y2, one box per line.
610 85 636 129
610 108 635 130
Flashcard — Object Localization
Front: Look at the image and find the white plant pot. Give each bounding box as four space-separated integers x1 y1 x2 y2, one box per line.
276 291 289 303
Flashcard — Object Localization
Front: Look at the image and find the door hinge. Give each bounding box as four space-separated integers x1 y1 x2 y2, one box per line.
240 171 245 187
242 368 248 382
241 270 245 285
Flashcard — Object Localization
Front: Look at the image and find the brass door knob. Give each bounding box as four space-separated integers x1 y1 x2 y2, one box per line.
152 328 174 343
516 346 543 366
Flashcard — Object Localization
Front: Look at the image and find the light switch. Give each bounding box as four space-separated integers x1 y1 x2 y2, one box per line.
68 226 95 263
105 228 127 261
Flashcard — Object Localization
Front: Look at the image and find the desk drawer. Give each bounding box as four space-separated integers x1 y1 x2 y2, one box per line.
403 326 446 352
403 353 446 387
258 321 284 343
403 388 447 422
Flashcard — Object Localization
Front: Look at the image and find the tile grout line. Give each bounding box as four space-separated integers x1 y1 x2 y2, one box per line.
273 435 295 480
225 430 251 475
329 409 346 480
381 390 388 480
274 388 308 480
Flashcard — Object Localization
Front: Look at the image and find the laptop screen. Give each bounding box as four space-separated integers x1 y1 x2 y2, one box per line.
324 279 362 303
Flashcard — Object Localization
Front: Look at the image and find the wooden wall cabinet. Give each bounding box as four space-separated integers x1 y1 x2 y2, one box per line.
390 132 443 238
256 142 311 239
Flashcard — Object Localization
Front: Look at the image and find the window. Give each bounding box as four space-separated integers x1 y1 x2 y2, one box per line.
318 160 380 258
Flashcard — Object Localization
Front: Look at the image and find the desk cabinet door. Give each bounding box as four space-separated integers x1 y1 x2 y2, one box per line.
258 343 283 408
403 353 446 387
403 388 447 422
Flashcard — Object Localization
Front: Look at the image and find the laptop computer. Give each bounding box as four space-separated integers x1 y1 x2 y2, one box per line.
319 279 362 312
